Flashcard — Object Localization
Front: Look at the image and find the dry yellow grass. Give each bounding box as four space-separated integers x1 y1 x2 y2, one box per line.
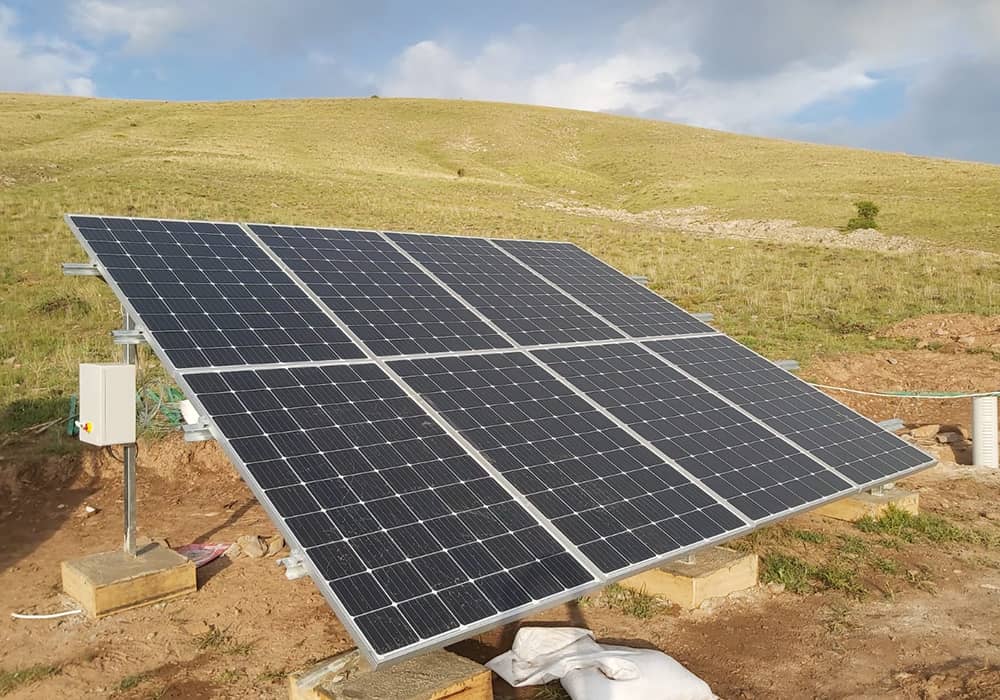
1 93 998 433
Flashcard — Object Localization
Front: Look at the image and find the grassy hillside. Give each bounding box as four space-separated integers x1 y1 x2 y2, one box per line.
1 93 998 435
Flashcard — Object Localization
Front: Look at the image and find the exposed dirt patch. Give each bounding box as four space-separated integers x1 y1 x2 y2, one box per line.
882 314 1000 354
805 349 1000 447
539 200 942 254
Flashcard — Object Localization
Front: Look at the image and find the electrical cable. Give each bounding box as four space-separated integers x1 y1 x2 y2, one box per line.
11 609 82 620
808 383 1000 400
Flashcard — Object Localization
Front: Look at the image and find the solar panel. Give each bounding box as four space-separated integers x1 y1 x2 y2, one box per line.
645 335 934 484
496 239 714 337
65 214 934 668
389 352 747 572
183 363 594 658
534 343 853 522
247 225 513 356
67 216 363 368
386 232 623 345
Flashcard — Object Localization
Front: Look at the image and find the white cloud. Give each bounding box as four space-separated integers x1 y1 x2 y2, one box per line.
72 0 185 53
379 1 1000 161
0 5 96 96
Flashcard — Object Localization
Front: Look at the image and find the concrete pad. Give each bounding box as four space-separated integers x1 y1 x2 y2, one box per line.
619 546 759 609
61 543 196 617
288 648 491 700
815 489 919 522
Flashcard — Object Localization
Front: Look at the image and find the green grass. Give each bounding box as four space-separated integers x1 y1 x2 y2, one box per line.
116 673 149 691
760 553 864 598
597 583 665 619
0 665 59 696
1 94 998 433
856 505 999 546
789 529 827 544
191 625 253 655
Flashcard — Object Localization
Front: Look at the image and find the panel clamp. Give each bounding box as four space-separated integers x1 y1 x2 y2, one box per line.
877 418 905 432
182 421 214 443
775 359 800 371
62 262 102 277
692 312 714 323
111 328 147 346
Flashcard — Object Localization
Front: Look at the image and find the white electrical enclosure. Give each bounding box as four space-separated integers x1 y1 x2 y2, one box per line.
79 363 136 446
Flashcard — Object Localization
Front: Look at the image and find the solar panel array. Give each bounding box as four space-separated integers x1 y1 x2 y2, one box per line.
66 214 934 667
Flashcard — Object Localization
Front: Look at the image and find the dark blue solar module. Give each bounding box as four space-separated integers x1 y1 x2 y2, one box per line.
184 362 594 657
386 232 623 345
534 343 853 522
389 351 746 572
495 239 713 338
67 216 363 368
65 214 936 667
247 225 513 356
645 335 934 484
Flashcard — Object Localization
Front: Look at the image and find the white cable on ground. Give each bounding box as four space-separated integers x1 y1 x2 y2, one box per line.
808 383 1000 399
11 609 83 620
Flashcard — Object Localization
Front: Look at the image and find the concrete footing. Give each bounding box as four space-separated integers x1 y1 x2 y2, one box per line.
619 546 759 609
61 543 196 617
815 488 919 522
288 649 492 700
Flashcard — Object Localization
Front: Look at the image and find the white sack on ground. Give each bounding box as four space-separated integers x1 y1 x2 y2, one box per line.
487 626 716 700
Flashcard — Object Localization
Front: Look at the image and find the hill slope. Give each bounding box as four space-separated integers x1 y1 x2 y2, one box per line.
1 94 998 433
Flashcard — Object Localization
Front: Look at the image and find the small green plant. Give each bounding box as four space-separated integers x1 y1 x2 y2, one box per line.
600 583 664 618
838 535 870 556
117 673 150 691
192 625 253 655
871 556 900 574
789 528 827 544
760 552 813 594
812 563 865 598
534 684 571 700
846 200 880 230
0 665 59 696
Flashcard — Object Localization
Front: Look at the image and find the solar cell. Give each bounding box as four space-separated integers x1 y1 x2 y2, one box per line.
67 216 363 368
184 362 594 659
496 239 713 337
389 351 746 572
534 343 853 522
645 335 934 484
247 225 512 356
386 232 623 345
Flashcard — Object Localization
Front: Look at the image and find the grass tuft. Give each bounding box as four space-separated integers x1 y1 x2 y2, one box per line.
856 505 997 546
192 625 253 655
760 553 813 594
789 528 827 544
0 665 59 696
599 583 665 619
117 673 149 691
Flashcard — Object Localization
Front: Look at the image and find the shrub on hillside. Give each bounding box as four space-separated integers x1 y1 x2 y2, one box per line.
846 200 880 230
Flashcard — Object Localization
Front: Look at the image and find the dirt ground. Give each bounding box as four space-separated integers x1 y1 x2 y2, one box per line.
1 317 999 699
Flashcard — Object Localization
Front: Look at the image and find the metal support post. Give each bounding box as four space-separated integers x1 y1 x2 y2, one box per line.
122 307 138 557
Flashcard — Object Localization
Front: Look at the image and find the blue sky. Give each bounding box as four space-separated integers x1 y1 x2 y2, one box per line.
3 1 999 163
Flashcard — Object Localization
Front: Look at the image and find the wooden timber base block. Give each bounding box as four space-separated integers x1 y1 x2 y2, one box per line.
288 648 492 700
61 543 196 618
815 489 919 522
619 546 759 609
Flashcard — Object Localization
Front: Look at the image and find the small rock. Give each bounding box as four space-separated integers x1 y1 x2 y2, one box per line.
265 535 285 557
765 582 785 595
916 340 930 349
936 432 962 444
886 357 898 365
958 335 976 346
224 542 241 559
79 505 100 518
237 534 267 558
910 424 940 439
981 583 1000 591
